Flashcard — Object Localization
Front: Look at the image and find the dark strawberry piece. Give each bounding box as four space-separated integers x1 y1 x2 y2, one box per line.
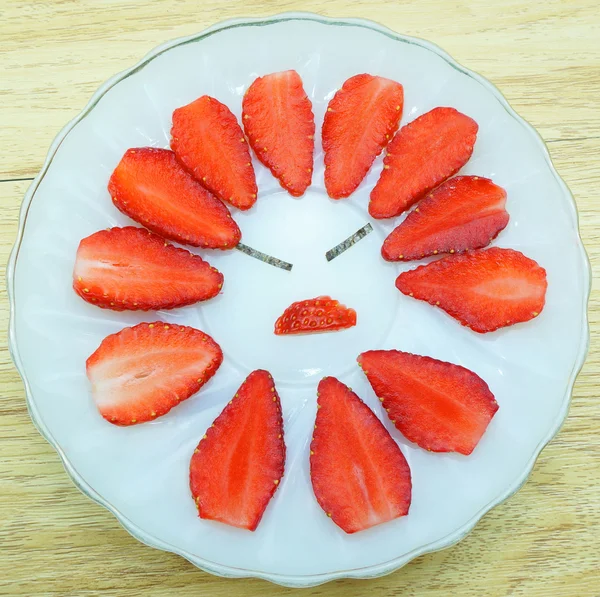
322 74 404 199
108 148 240 249
369 107 478 218
190 370 285 531
310 377 411 533
73 227 223 311
382 176 509 261
86 322 223 426
274 296 357 335
171 96 258 210
396 247 547 333
242 70 315 197
358 350 498 455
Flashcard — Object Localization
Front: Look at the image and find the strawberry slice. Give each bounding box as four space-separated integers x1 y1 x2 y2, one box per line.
322 74 404 199
382 176 509 261
242 70 315 197
274 296 357 335
310 376 411 533
369 107 478 218
171 95 258 210
86 322 223 426
396 247 547 333
358 350 498 455
108 148 240 249
73 227 223 311
190 370 285 531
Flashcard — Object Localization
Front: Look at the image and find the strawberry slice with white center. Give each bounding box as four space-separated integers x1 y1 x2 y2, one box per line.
86 322 223 426
190 370 285 531
310 376 412 533
73 227 223 311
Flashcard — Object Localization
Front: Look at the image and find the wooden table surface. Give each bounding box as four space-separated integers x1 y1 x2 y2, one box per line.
1 1 599 595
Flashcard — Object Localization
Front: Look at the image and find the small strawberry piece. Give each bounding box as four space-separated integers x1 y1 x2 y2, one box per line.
73 227 223 311
310 377 411 533
242 70 315 197
358 350 498 455
382 176 509 261
190 370 285 531
274 296 357 335
322 74 404 199
369 107 478 218
86 322 223 426
171 96 258 210
108 148 240 249
396 247 547 333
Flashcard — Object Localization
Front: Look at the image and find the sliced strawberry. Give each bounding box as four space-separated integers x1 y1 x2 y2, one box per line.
310 377 411 533
396 247 547 333
190 370 285 531
171 96 258 210
382 176 509 261
86 322 223 426
358 351 498 455
274 296 357 335
73 227 223 311
242 70 315 197
322 74 404 199
108 148 240 249
369 107 478 218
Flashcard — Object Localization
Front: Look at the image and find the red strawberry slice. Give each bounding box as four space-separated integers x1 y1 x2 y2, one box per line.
322 74 404 199
190 370 285 531
310 376 411 533
358 350 498 455
274 296 357 335
382 176 509 261
73 227 223 311
369 107 478 218
242 70 315 197
86 322 223 426
396 247 547 333
108 148 240 249
171 95 258 210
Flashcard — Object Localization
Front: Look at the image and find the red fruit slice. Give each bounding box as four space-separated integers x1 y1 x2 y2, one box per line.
86 322 223 426
382 176 509 261
396 247 547 333
73 227 223 311
358 350 498 455
369 107 479 218
322 74 404 199
274 296 357 335
108 147 240 249
190 370 285 531
310 376 412 533
171 95 258 210
242 70 315 197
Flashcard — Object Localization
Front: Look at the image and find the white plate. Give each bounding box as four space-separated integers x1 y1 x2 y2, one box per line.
7 12 590 588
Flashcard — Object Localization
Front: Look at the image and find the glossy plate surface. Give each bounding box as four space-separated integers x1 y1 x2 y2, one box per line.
7 12 590 588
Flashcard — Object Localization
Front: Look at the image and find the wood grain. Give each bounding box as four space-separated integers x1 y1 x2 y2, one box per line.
1 1 599 595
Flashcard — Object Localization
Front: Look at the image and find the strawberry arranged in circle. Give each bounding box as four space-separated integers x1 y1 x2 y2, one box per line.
396 247 547 333
310 376 412 533
322 74 404 199
242 70 315 197
190 370 285 531
274 296 357 335
73 227 223 311
171 95 258 210
369 107 479 218
382 176 509 261
86 322 223 426
358 350 498 455
108 148 240 249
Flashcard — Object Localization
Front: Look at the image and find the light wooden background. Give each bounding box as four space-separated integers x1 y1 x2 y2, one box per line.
1 1 599 596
